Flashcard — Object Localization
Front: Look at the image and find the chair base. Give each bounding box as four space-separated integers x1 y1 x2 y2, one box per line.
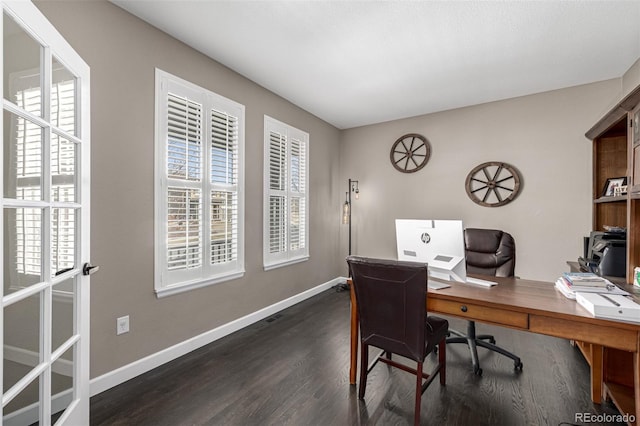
446 321 523 376
359 342 446 426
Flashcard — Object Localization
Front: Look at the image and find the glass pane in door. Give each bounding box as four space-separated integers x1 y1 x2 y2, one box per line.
3 292 41 392
51 57 76 136
52 208 75 277
52 278 74 351
3 12 42 117
3 207 42 295
3 375 40 426
3 110 44 201
51 134 76 203
51 346 74 424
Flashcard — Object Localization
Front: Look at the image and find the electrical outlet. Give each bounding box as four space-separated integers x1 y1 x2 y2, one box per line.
117 315 130 335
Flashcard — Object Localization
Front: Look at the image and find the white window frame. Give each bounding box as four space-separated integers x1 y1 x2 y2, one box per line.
263 115 309 270
155 69 245 297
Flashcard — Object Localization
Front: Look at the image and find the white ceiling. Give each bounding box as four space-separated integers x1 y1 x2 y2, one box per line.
112 0 640 129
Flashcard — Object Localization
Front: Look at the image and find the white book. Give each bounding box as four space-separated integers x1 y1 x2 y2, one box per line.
576 292 640 323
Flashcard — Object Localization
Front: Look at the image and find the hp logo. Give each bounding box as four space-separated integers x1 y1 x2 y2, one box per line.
421 232 431 244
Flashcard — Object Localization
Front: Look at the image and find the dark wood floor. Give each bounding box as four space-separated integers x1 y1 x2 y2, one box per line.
91 287 627 425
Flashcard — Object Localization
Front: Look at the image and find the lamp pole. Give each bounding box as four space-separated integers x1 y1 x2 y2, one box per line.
348 179 352 256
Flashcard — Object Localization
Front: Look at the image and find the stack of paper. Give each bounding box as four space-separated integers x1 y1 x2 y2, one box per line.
554 276 629 300
562 272 608 287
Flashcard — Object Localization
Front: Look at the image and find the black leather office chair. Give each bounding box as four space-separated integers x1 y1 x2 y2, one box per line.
446 228 523 376
346 256 448 426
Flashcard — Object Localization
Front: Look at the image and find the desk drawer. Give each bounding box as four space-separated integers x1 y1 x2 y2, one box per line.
429 299 528 329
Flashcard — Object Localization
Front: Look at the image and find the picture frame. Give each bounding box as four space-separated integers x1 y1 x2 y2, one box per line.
602 176 628 197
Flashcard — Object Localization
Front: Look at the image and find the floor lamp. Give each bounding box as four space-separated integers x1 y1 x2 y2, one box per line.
339 179 359 292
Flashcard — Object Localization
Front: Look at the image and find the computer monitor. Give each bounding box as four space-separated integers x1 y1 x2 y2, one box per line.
395 219 466 282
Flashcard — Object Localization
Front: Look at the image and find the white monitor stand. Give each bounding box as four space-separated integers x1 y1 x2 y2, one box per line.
428 254 466 282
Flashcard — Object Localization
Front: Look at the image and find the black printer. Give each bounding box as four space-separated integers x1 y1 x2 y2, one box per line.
578 230 626 277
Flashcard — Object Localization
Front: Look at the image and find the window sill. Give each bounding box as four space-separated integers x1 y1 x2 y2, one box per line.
155 270 245 298
263 256 309 271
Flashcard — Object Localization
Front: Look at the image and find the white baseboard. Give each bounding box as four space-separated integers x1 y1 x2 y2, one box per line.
90 276 348 396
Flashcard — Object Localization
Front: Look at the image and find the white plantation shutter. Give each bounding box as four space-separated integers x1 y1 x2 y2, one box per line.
167 94 202 181
210 190 236 263
210 109 239 264
155 69 245 296
269 195 286 254
165 93 203 274
269 132 286 191
263 116 309 270
167 187 202 270
211 109 238 185
289 136 306 251
268 131 287 254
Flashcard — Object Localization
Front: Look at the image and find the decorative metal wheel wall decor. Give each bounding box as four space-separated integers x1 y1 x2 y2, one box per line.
465 161 522 207
390 133 431 173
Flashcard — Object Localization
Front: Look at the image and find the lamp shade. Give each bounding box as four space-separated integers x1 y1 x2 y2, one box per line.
342 201 350 224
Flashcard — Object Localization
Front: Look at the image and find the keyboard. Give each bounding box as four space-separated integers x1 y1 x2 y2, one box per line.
466 277 497 287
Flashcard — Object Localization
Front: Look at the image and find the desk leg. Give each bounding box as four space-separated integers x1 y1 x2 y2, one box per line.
590 344 603 404
349 282 358 385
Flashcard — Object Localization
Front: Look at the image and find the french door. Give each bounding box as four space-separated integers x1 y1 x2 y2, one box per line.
1 1 90 425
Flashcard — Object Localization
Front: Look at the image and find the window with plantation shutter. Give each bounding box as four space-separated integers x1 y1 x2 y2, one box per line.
263 116 309 270
155 69 244 297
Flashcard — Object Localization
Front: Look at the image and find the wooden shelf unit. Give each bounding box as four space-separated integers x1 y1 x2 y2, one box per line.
587 86 640 283
585 84 640 425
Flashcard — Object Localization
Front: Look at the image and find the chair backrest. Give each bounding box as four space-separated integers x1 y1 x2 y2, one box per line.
464 228 516 277
346 256 428 362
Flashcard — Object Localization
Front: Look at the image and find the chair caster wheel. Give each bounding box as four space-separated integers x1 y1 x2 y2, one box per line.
514 362 523 371
474 367 483 376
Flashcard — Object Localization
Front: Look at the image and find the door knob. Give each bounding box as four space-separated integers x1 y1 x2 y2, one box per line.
82 263 100 276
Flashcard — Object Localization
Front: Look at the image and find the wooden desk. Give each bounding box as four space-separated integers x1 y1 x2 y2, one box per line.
348 276 640 423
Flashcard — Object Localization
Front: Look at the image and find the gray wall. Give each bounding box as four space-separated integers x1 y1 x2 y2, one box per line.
338 80 622 282
35 0 343 378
